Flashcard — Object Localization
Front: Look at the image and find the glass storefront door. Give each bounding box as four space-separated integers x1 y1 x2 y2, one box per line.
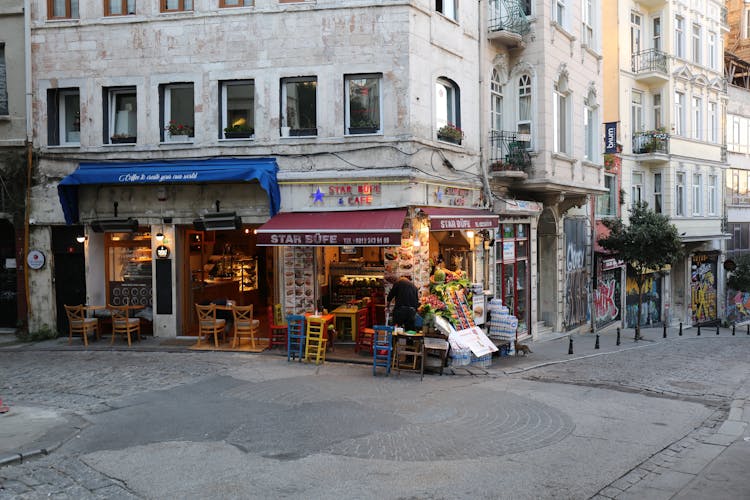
495 223 530 335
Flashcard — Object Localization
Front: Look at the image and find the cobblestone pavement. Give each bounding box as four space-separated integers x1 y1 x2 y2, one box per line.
0 335 748 499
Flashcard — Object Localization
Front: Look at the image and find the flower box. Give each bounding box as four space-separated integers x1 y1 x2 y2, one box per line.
224 131 253 139
111 136 136 144
437 134 462 145
348 127 379 135
168 134 190 142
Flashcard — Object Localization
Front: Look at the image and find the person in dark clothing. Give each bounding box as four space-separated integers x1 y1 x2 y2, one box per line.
387 277 419 330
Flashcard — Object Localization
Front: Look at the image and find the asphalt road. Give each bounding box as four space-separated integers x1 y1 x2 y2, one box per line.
0 333 748 499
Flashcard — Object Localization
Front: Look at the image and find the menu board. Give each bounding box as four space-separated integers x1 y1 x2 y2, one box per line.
283 246 315 314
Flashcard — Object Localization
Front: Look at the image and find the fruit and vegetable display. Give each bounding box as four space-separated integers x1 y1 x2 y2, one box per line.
419 265 474 329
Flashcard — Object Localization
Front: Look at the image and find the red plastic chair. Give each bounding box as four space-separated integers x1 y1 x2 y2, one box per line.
268 305 287 349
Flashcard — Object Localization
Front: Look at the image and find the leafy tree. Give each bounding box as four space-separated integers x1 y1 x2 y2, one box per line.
727 254 750 292
599 202 682 337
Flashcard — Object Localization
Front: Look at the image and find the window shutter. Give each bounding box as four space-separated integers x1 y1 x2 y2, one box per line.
47 89 60 146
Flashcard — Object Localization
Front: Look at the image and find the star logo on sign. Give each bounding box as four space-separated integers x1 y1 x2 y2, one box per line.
312 187 325 203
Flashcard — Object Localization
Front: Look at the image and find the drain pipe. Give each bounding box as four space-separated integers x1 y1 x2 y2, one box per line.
23 0 32 321
477 0 493 211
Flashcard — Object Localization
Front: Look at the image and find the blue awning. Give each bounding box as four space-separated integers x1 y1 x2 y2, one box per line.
58 157 280 224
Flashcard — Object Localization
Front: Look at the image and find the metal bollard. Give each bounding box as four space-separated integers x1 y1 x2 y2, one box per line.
697 325 701 336
679 322 683 336
616 327 621 346
635 325 640 342
663 324 667 338
568 336 574 355
595 334 600 349
733 324 736 336
716 324 720 335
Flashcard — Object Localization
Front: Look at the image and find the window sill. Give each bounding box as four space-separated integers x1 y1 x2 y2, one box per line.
581 44 603 60
581 159 602 169
550 21 576 42
219 137 254 142
45 18 81 24
47 143 80 148
160 140 194 145
551 152 576 164
0 115 10 122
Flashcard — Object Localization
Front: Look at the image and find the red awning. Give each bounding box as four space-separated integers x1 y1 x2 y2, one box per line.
420 207 499 231
255 209 407 246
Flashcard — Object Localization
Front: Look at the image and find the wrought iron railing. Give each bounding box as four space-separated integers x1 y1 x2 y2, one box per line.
488 0 530 36
631 48 669 75
488 131 531 172
632 131 670 155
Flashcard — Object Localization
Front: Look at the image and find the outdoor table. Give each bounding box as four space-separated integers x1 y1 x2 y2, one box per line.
332 305 359 342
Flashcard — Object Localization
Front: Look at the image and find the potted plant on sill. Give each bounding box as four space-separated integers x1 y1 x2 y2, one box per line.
164 120 194 141
223 124 254 139
348 117 379 135
111 133 136 144
437 123 463 145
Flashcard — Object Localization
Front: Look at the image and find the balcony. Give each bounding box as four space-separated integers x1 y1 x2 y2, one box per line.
635 0 665 8
488 0 530 50
631 49 669 85
488 131 531 178
632 130 670 163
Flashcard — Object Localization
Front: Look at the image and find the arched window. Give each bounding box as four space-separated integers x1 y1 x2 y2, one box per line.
517 74 532 148
491 69 504 133
553 73 570 154
436 77 461 142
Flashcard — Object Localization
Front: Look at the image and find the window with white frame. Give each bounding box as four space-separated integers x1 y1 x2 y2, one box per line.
436 0 457 21
106 87 137 144
436 77 460 141
105 0 135 15
631 90 643 132
675 15 685 58
708 31 717 70
745 8 750 38
652 16 661 51
692 172 702 215
161 0 192 12
631 12 642 55
584 103 595 161
733 115 742 151
160 83 194 141
708 174 717 215
345 74 381 135
691 23 701 64
653 93 662 130
709 101 717 143
282 76 317 136
47 88 80 146
491 68 503 133
674 91 685 136
582 0 595 48
554 0 566 27
654 172 662 213
692 96 702 140
553 75 570 154
0 44 7 116
220 0 253 7
676 172 686 216
631 171 643 206
220 80 254 139
517 74 532 148
597 173 617 217
48 0 79 19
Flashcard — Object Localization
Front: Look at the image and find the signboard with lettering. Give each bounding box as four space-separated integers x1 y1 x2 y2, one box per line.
310 183 382 207
257 232 401 246
604 122 618 153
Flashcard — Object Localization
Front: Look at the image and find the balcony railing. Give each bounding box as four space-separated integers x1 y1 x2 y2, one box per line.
632 130 670 155
489 131 531 172
488 0 530 37
631 48 669 75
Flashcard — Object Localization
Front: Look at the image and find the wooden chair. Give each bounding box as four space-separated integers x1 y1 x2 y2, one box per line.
195 303 226 348
268 305 287 349
393 333 424 381
304 316 328 365
64 304 99 347
108 304 141 347
372 325 393 376
286 314 306 362
354 307 373 354
232 304 259 349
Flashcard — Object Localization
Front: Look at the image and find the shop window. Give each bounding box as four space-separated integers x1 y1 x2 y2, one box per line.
105 0 135 15
495 223 530 335
161 0 192 12
160 83 194 141
47 88 80 146
105 87 137 144
345 74 382 135
48 0 79 19
220 80 255 139
281 76 317 136
106 231 153 308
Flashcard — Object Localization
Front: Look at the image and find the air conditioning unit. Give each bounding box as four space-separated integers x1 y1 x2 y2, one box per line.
193 212 242 231
90 218 139 233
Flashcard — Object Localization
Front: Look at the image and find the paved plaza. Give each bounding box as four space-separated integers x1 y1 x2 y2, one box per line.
0 326 748 499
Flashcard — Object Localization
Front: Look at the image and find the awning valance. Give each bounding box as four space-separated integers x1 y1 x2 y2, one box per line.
256 209 407 246
420 207 499 231
58 157 280 224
